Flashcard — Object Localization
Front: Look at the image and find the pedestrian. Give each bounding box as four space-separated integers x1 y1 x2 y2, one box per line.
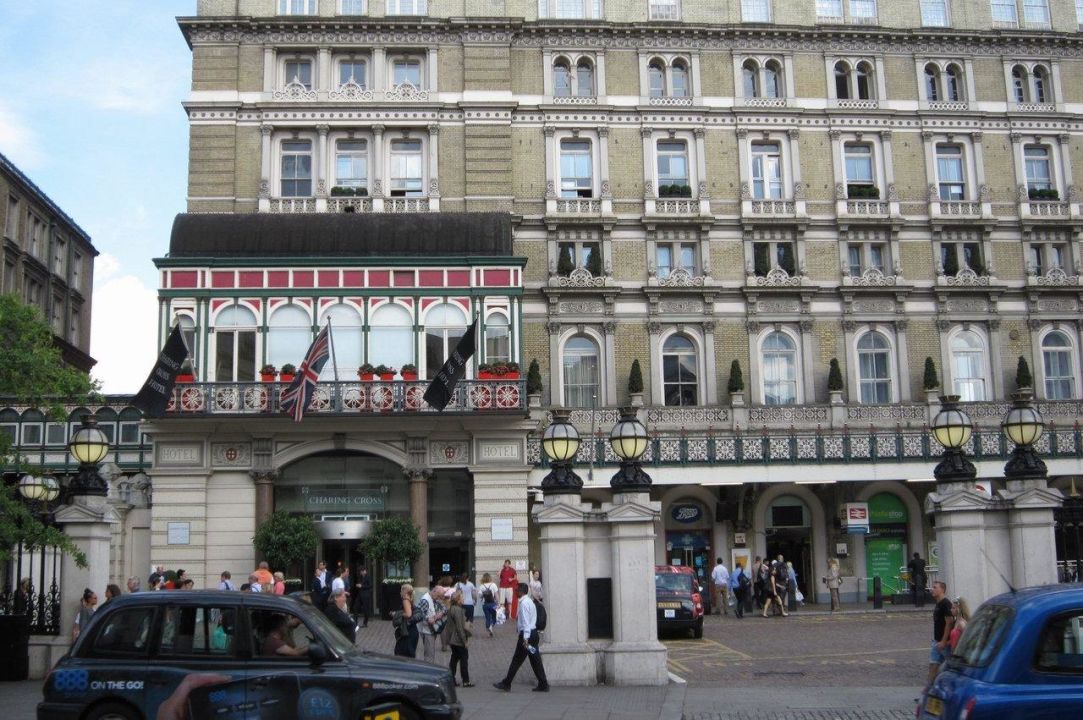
763 562 788 618
72 587 97 641
729 562 748 619
324 588 356 644
313 561 330 609
710 557 730 615
908 552 928 608
103 584 123 604
218 570 236 591
927 580 955 687
444 589 474 687
492 582 549 693
479 572 499 637
456 573 477 622
181 579 195 590
417 580 450 663
823 558 842 611
773 556 789 612
253 561 274 588
528 566 543 602
498 559 518 617
331 566 348 596
949 597 970 651
126 577 141 594
753 557 768 609
270 571 286 595
393 583 419 658
786 561 799 609
248 573 263 592
353 567 373 628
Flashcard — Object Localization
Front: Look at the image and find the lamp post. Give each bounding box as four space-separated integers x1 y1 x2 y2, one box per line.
1001 391 1047 481
541 408 582 494
66 416 111 497
16 473 60 633
609 407 652 493
931 395 976 483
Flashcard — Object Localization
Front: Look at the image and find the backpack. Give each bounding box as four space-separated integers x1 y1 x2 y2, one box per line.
482 586 495 604
391 610 408 640
534 600 547 632
738 571 751 589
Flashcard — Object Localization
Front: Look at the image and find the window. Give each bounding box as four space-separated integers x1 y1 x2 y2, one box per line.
370 303 414 373
921 0 949 26
1042 332 1076 400
1028 241 1067 276
945 64 963 101
833 60 875 100
649 0 679 20
335 139 368 191
45 422 66 445
671 61 689 97
279 0 317 14
1033 66 1049 103
1012 66 1027 103
991 0 1017 26
4 196 17 239
741 0 771 22
656 140 690 193
69 309 80 345
1035 611 1083 672
283 59 313 90
280 140 313 197
849 0 877 22
389 139 423 197
951 330 986 401
954 604 1014 667
751 141 783 200
855 61 874 99
21 423 42 446
540 0 602 19
553 59 570 97
160 606 238 657
27 214 45 258
214 306 257 382
743 61 760 97
763 61 780 98
562 336 599 408
1077 0 1083 28
424 303 467 380
340 0 366 14
320 303 362 379
553 56 596 98
119 421 140 445
925 65 940 101
560 139 593 198
648 60 666 98
72 252 82 291
338 58 367 89
267 305 311 372
857 332 892 403
662 335 698 406
834 62 850 99
1025 146 1053 193
1023 0 1050 28
248 607 352 659
847 241 887 276
90 606 155 657
752 240 795 276
485 314 511 364
762 332 798 405
556 240 600 276
936 145 965 201
391 57 422 87
53 237 66 276
817 0 843 20
656 242 696 279
576 59 594 97
844 143 876 197
941 242 985 276
387 0 427 15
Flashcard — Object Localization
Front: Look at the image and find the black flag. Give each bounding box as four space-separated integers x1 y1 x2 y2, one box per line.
132 325 190 418
423 317 478 411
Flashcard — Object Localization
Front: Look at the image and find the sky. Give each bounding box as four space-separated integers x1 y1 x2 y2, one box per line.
0 1 195 393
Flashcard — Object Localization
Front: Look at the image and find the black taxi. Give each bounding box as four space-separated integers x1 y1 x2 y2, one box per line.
655 565 705 639
38 590 460 720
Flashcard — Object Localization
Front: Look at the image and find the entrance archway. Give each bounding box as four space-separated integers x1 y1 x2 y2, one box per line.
753 484 827 603
765 495 812 597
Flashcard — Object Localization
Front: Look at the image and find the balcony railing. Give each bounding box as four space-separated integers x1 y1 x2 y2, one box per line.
1028 200 1071 217
268 198 317 213
655 198 698 214
165 379 526 416
937 200 981 217
845 200 888 215
553 95 597 105
555 198 602 214
750 199 795 215
265 196 431 214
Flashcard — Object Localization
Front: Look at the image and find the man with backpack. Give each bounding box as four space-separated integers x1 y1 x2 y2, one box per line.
730 561 749 619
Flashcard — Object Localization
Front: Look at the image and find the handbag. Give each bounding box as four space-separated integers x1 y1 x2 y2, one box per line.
495 606 507 625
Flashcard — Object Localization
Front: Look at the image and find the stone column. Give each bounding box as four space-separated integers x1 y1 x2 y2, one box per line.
372 124 386 212
407 468 431 587
316 124 329 211
1003 479 1063 589
54 496 119 645
259 125 274 212
602 491 669 686
252 471 276 527
427 123 441 211
925 483 1012 607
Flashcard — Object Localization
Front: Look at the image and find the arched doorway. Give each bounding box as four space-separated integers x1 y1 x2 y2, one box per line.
663 498 713 609
765 495 812 597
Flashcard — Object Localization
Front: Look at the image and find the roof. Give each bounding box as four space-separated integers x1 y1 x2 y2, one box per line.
167 212 514 259
0 150 94 248
982 583 1083 610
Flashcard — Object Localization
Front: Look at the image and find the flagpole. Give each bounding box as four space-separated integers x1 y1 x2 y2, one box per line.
325 317 339 383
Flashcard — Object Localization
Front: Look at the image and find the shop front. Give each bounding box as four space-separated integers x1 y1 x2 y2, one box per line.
863 492 909 598
663 499 714 609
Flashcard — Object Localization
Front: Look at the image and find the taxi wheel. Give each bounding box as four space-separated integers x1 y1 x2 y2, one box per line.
85 701 142 720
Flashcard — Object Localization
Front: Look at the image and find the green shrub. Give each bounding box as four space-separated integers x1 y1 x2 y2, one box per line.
1016 356 1033 389
527 359 543 394
923 357 939 390
628 359 644 394
727 359 744 393
828 358 844 392
253 512 319 574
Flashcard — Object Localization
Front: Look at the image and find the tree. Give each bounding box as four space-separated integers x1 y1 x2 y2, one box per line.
362 516 425 580
0 294 98 567
628 359 644 394
585 245 602 277
526 359 543 395
727 360 744 393
828 358 844 392
923 357 940 391
253 511 319 573
556 245 574 276
1015 356 1033 390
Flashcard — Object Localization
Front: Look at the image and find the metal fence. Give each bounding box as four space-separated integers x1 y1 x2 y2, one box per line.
1 542 62 635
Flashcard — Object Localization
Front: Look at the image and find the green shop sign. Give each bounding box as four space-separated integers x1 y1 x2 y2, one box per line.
868 493 907 525
301 487 385 513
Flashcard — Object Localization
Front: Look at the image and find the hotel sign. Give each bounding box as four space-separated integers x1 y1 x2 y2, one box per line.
301 487 385 513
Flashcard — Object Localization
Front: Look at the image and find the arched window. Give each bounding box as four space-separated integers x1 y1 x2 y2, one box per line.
743 60 759 98
857 332 892 403
762 332 798 405
924 64 940 101
945 64 962 101
267 305 311 371
562 336 599 408
764 60 781 98
855 61 874 100
177 315 197 373
424 303 467 379
485 313 510 364
319 303 362 379
553 58 571 97
951 330 986 401
834 61 851 99
1042 332 1076 400
671 60 689 98
214 306 257 382
648 60 666 98
1011 65 1028 103
662 335 698 406
1033 65 1049 104
370 303 414 374
576 58 594 97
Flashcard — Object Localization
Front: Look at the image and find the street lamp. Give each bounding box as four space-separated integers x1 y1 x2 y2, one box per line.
931 395 976 483
1002 391 1047 480
540 408 582 494
67 416 111 496
18 474 60 505
609 406 652 492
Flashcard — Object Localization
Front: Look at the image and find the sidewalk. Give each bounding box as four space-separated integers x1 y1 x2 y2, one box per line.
750 601 929 617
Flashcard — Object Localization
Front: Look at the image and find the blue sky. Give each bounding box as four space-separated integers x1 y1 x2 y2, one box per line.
0 1 195 393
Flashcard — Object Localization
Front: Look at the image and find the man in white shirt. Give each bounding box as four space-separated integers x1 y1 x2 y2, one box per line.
331 567 348 596
217 571 236 591
492 582 549 692
417 581 449 664
456 574 477 622
247 572 262 592
711 558 730 616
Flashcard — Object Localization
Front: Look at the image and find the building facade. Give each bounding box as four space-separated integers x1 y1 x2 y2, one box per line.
19 0 1083 604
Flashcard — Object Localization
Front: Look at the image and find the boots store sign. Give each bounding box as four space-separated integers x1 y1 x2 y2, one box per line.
300 487 385 513
670 504 703 524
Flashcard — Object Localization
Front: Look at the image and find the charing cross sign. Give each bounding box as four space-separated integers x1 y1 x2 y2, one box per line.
300 486 385 513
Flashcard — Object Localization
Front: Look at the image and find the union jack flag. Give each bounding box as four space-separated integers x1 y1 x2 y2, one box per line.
280 325 332 422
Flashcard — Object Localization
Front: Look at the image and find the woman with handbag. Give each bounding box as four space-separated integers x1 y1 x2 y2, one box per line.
393 583 419 657
443 590 474 687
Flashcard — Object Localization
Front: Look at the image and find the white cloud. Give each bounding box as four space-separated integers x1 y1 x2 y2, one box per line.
58 58 189 116
0 102 44 169
90 274 159 394
94 253 122 284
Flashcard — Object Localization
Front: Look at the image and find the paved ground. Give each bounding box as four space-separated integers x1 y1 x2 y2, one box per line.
3 607 927 719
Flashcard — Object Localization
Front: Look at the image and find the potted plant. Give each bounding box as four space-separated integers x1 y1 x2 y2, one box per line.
828 358 845 404
252 511 319 584
923 357 940 403
628 359 645 407
400 363 418 381
358 363 375 381
1016 356 1033 391
259 364 277 383
361 516 425 619
504 361 520 380
526 359 543 407
478 363 493 380
176 359 195 383
374 364 396 381
490 363 510 378
727 359 745 406
280 363 297 382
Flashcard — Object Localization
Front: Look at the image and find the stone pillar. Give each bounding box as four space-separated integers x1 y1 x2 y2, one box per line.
925 483 1012 607
54 496 119 643
535 492 598 685
407 468 431 587
602 491 669 686
1003 479 1063 590
251 471 276 527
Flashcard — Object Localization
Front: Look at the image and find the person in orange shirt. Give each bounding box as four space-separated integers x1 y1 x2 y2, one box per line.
253 561 274 588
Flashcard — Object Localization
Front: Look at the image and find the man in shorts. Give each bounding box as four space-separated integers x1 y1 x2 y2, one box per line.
927 580 955 686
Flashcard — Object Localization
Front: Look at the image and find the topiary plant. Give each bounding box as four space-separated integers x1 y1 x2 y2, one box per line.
1016 356 1033 390
586 246 602 277
923 357 939 390
628 359 644 394
362 516 425 579
727 359 744 393
828 358 844 392
253 511 319 574
526 359 543 394
556 245 574 276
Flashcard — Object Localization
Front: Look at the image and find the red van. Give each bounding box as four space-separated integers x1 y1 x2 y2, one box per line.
655 565 705 639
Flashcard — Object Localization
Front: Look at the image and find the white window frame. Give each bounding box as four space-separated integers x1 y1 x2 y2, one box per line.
758 328 803 405
991 0 1018 27
45 422 66 446
279 0 318 15
848 0 878 24
212 304 259 383
741 0 772 23
1024 144 1054 193
655 137 692 194
388 54 425 89
750 140 784 200
1039 327 1079 401
335 55 370 90
846 239 889 277
277 134 316 198
830 59 878 101
655 240 698 279
642 53 695 100
279 54 316 91
330 132 371 192
484 310 512 365
843 141 880 198
934 143 969 202
1026 239 1070 276
539 0 603 19
267 304 313 372
920 0 950 26
387 135 426 197
649 0 680 21
853 329 897 404
339 0 367 14
551 54 597 98
1022 0 1050 29
947 327 991 402
20 422 43 447
423 302 468 380
557 135 596 199
558 330 605 408
556 238 601 275
659 331 702 407
368 302 415 372
387 0 427 15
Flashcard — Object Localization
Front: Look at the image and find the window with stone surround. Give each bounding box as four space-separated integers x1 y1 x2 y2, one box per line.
552 54 596 97
846 241 887 277
280 139 313 197
561 335 600 408
1009 63 1052 104
949 328 988 401
920 0 950 26
649 0 679 20
656 241 696 280
556 240 600 277
4 195 17 239
940 241 985 276
935 144 966 201
1041 330 1077 400
843 143 877 199
856 331 892 403
816 0 877 23
1025 145 1055 196
656 139 690 195
742 58 783 99
320 302 363 378
751 141 783 199
1077 0 1083 29
1027 240 1068 276
761 330 799 405
389 55 424 88
339 0 366 14
336 56 368 90
752 239 795 277
559 139 594 198
539 0 603 19
279 0 318 15
281 56 314 91
1022 0 1050 29
389 138 424 197
662 334 699 406
387 0 427 15
741 0 771 23
27 212 46 259
334 138 369 193
924 62 964 102
833 60 875 100
267 304 312 373
644 55 691 99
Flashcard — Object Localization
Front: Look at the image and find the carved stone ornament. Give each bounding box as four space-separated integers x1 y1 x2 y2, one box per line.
757 299 800 313
272 79 317 102
698 180 710 199
384 81 430 102
429 178 440 196
643 180 655 197
316 179 327 197
745 319 760 333
212 443 252 468
978 184 991 201
945 298 988 313
754 267 801 287
1017 184 1030 202
556 267 606 288
886 183 899 202
428 123 441 136
558 301 604 313
793 181 807 200
660 300 704 314
429 441 469 465
603 321 617 334
601 179 612 198
740 181 751 200
546 320 562 335
1035 267 1081 286
259 178 270 198
373 178 383 196
937 319 951 331
660 267 705 288
799 319 814 332
927 184 940 202
647 321 662 335
841 320 857 332
945 268 990 287
835 182 847 201
260 125 274 137
545 180 556 199
328 80 373 101
851 267 897 287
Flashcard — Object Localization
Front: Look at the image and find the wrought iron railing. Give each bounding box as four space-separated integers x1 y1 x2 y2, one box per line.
1 543 61 635
165 379 527 416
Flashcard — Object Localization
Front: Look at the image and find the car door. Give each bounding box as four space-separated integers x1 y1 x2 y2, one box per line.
73 604 156 710
1016 607 1083 717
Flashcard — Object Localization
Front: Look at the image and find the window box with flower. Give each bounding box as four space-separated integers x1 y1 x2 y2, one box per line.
373 364 397 381
358 363 376 381
400 363 418 381
280 363 297 382
260 364 278 382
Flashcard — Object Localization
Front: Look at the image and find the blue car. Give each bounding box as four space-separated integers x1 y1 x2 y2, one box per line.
919 584 1083 719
